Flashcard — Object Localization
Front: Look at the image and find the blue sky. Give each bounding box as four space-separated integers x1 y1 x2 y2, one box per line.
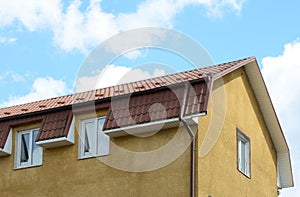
0 0 300 195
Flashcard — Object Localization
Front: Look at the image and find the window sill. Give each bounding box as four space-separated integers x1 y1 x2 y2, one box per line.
238 169 251 179
78 153 109 160
14 164 43 170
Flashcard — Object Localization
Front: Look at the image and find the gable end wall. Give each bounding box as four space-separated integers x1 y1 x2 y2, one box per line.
197 67 277 196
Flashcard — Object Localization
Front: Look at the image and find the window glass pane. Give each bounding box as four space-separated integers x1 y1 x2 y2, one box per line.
84 122 95 155
98 118 105 131
32 130 42 165
237 130 250 177
240 140 246 173
84 128 91 153
80 118 109 158
20 133 30 163
238 139 242 169
97 118 110 156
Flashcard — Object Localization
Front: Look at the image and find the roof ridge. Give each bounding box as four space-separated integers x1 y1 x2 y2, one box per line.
200 56 255 69
92 56 255 90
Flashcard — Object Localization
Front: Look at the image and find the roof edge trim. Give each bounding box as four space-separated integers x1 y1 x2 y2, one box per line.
212 56 256 80
104 117 180 137
243 60 294 188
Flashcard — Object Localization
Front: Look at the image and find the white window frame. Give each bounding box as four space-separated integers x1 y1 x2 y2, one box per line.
15 128 43 169
237 129 251 178
78 117 110 159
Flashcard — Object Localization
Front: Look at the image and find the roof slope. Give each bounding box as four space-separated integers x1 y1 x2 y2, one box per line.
37 110 73 141
0 57 253 120
103 81 210 130
0 110 73 147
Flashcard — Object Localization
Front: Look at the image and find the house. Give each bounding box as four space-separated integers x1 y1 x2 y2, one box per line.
0 57 293 196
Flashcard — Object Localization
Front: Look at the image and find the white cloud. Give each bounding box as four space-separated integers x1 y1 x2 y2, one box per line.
76 64 130 92
0 71 30 82
0 77 69 107
116 0 181 30
262 40 300 119
123 50 144 60
75 64 166 92
0 0 245 53
200 0 245 16
0 36 17 44
53 0 118 52
10 72 25 82
261 40 300 196
116 0 245 29
0 0 62 31
116 67 166 84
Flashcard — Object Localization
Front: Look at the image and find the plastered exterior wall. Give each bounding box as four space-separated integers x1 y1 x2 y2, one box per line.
0 110 191 196
197 67 277 196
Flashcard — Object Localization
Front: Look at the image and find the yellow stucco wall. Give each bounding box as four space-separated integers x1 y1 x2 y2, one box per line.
0 110 191 197
197 67 277 196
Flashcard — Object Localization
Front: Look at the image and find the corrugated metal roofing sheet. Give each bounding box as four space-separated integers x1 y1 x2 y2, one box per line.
0 110 73 147
37 110 73 141
0 57 254 120
0 115 44 148
103 81 209 130
0 57 254 147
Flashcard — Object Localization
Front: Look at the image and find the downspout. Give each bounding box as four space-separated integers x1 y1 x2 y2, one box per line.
179 82 195 197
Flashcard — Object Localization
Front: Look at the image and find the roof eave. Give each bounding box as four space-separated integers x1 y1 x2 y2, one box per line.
243 59 294 188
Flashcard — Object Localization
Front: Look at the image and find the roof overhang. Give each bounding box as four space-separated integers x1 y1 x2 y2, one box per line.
104 112 205 137
245 60 293 188
230 59 294 188
36 116 75 148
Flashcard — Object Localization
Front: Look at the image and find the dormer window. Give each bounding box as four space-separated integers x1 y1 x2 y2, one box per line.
15 128 42 169
78 117 110 159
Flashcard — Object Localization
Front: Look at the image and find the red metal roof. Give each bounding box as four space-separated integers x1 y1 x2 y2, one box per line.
0 57 256 146
0 57 255 120
0 110 73 148
103 81 210 130
36 110 73 141
0 115 44 148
